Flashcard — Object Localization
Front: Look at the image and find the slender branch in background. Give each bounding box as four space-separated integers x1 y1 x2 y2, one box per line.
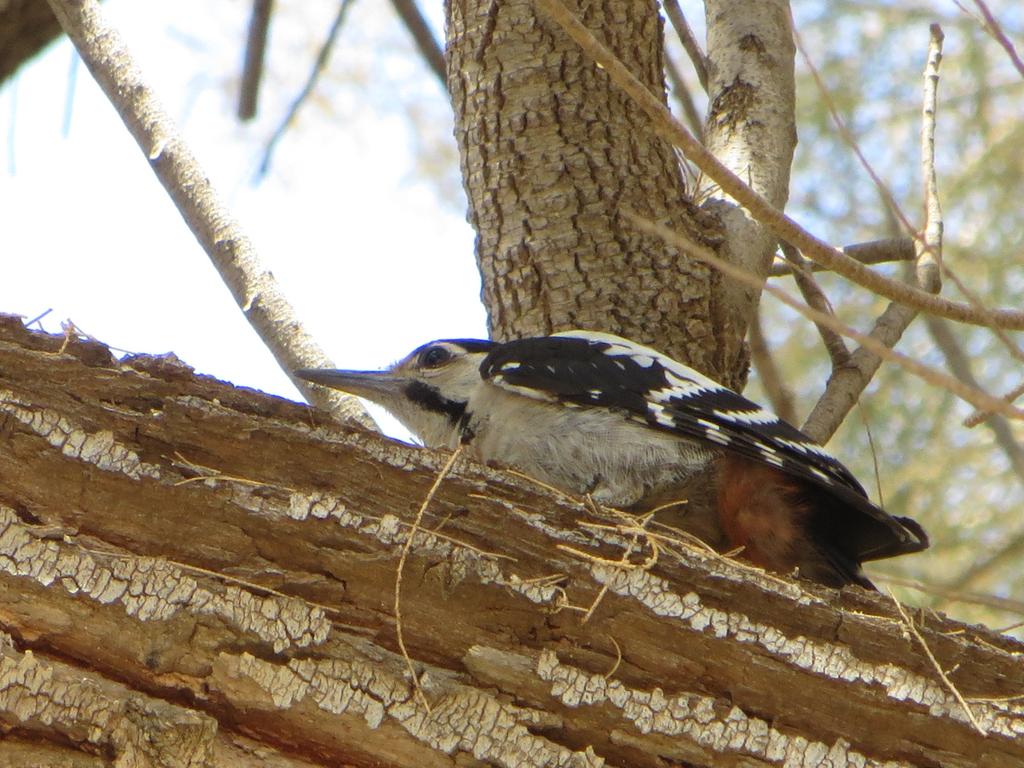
238 0 274 121
44 0 375 429
779 242 850 368
800 20 1024 378
531 0 1024 330
623 211 1024 423
663 53 703 141
662 0 708 92
801 26 945 443
916 26 944 293
880 574 1024 619
944 526 1024 595
965 0 1024 79
966 380 1024 427
770 237 915 277
258 0 355 179
62 48 79 136
926 316 1024 482
943 264 1024 366
747 308 797 424
389 0 446 87
792 23 919 240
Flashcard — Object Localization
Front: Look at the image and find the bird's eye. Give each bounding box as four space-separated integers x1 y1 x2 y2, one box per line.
419 345 452 368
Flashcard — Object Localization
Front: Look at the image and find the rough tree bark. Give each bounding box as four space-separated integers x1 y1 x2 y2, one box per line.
446 0 794 388
5 1 1023 766
446 0 731 381
2 317 1023 766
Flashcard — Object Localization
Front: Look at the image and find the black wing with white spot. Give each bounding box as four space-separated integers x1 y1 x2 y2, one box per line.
480 331 926 555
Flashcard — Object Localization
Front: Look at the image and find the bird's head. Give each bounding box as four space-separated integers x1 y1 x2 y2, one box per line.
295 339 494 448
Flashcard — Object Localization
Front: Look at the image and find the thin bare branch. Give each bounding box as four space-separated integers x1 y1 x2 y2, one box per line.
44 0 374 429
779 242 850 368
390 0 446 86
747 308 797 424
945 527 1024 594
258 0 355 178
770 237 915 277
917 24 944 293
664 52 703 140
926 316 1024 482
531 0 1024 330
792 23 919 240
967 0 1024 79
801 25 945 442
662 0 708 91
880 574 1024 618
966 380 1024 427
238 0 274 121
623 210 1024 423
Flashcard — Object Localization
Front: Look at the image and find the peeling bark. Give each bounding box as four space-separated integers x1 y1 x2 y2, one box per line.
1 317 1022 766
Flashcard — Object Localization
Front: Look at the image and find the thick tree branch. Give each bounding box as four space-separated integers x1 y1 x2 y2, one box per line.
1 318 1023 765
448 0 718 379
532 0 1024 330
43 0 372 429
698 0 796 380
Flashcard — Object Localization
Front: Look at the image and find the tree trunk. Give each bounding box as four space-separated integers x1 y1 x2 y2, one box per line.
2 318 1022 765
445 0 729 380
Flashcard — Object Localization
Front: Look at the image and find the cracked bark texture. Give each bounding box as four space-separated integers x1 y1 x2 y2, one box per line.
445 0 730 380
2 318 1023 766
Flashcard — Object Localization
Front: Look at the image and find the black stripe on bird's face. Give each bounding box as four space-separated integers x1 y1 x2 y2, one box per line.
404 381 467 424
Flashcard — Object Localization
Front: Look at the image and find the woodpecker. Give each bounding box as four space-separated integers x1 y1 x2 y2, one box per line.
296 331 927 588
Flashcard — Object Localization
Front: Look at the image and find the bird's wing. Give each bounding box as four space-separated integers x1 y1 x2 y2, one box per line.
481 331 926 557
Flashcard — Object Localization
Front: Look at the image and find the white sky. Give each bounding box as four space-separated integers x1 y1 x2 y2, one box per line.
0 0 487 435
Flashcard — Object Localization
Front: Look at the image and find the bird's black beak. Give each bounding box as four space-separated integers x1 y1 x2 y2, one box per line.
294 369 407 405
